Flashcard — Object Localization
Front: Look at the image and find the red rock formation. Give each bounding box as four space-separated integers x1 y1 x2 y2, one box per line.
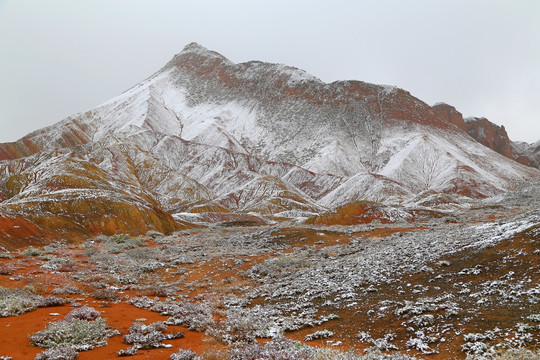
432 103 465 129
464 117 513 158
432 102 535 167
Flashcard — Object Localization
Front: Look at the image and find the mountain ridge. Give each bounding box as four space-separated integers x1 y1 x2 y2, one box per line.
1 42 538 243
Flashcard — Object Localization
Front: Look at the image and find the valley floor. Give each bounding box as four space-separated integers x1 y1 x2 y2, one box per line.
0 187 539 359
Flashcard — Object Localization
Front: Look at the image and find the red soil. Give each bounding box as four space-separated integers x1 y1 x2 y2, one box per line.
1 221 535 359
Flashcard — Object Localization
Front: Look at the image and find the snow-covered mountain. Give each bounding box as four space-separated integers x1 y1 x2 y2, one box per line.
0 43 538 243
513 140 540 169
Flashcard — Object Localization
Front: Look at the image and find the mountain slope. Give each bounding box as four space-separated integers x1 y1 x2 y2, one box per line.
0 42 538 243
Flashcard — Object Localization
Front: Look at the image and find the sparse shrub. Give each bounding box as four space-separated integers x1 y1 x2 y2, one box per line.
109 234 130 243
64 306 101 322
30 318 114 351
0 286 40 317
125 247 154 260
357 331 372 343
0 264 13 275
23 246 43 257
146 230 164 239
249 253 309 278
102 234 145 253
464 333 487 342
408 314 435 327
154 300 213 331
304 329 334 341
123 321 168 349
42 244 66 254
52 285 80 295
82 245 98 257
371 337 398 351
92 235 108 243
34 346 78 360
38 296 67 308
490 348 540 360
360 348 419 359
170 348 197 360
229 336 317 359
128 296 155 308
168 331 185 340
406 337 432 353
143 285 176 297
117 346 139 356
205 334 418 360
207 315 258 345
461 341 488 355
198 349 228 360
92 288 120 301
139 260 165 273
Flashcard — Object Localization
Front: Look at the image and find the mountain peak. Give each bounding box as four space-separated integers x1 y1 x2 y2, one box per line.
165 42 233 70
180 42 213 55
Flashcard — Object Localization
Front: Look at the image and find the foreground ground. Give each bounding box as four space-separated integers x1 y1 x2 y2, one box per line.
0 185 539 359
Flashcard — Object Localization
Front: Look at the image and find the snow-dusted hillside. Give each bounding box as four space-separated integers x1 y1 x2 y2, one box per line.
513 140 540 168
0 42 538 240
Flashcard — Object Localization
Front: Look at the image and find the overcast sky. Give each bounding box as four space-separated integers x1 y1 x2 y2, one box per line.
1 0 539 143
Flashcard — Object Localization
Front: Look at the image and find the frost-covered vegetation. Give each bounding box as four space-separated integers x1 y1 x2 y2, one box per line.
197 337 419 360
0 189 539 358
0 287 66 317
34 347 78 360
30 307 116 351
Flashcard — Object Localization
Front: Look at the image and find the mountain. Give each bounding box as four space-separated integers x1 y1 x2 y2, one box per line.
513 140 540 168
431 102 537 167
0 42 538 244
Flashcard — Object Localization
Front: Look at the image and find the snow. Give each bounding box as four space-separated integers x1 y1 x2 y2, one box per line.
381 84 398 94
379 135 423 177
98 69 172 108
466 213 540 248
273 64 322 86
178 42 234 65
477 126 486 139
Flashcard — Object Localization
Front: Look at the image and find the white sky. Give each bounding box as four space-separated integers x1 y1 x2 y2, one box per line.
0 0 539 143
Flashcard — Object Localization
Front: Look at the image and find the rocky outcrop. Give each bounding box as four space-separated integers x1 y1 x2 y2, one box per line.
463 117 514 159
432 103 465 129
432 102 535 167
